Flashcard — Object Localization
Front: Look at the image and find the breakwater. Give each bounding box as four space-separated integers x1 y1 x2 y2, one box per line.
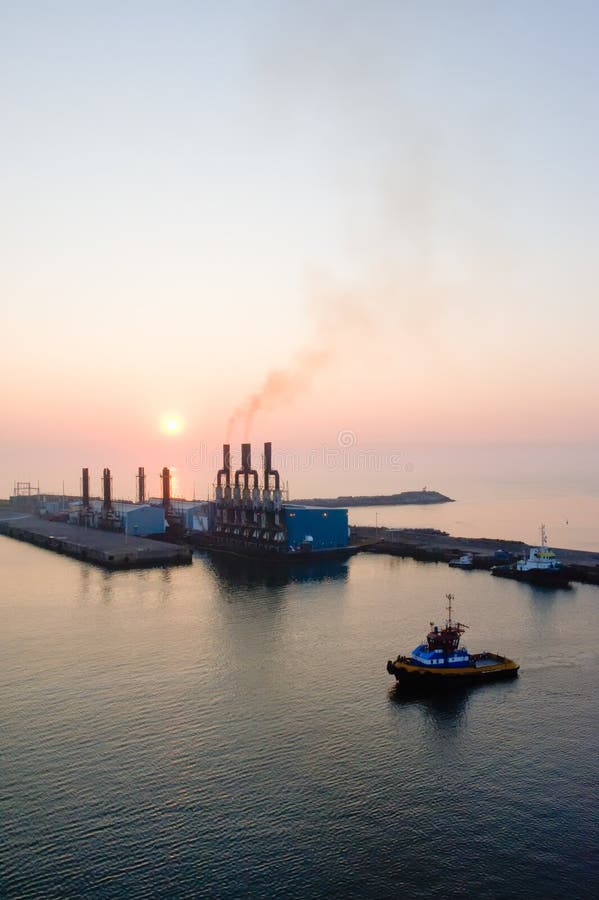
352 526 599 585
0 515 192 570
292 490 453 507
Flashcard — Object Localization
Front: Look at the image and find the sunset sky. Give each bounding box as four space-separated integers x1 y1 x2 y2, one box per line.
2 1 599 500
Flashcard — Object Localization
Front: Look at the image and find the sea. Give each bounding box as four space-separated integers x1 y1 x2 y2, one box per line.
2 523 598 898
293 441 599 551
347 493 599 552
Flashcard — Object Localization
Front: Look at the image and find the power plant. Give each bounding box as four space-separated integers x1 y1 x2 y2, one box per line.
213 442 284 543
9 441 352 560
193 441 351 559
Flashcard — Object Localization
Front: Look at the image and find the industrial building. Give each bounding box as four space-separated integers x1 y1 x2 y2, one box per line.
12 443 351 558
170 500 213 532
69 500 166 537
284 505 349 551
191 442 352 559
9 482 79 513
61 467 166 536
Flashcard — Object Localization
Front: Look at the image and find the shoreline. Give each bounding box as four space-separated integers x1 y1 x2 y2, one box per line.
290 490 453 507
0 514 192 570
351 526 599 585
2 511 598 584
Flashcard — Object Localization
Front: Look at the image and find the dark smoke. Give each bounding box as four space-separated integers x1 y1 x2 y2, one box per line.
226 293 369 439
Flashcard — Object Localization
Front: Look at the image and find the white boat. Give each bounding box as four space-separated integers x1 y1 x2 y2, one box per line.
516 525 562 573
448 553 474 569
492 525 570 587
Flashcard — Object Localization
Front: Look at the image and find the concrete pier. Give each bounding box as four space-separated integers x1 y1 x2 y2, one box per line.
0 514 192 570
351 526 599 585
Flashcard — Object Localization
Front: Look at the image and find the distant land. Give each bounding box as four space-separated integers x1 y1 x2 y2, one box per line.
291 491 454 508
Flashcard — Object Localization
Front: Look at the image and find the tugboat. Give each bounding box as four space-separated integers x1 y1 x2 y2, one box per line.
491 525 570 587
386 594 519 689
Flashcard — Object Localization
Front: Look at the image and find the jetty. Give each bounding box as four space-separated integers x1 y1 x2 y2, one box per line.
352 526 599 585
292 490 453 508
0 513 192 570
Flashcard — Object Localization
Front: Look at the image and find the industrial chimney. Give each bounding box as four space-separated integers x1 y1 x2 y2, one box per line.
102 468 112 514
263 442 280 491
137 466 146 504
235 443 259 506
82 467 90 508
234 444 259 488
161 466 171 514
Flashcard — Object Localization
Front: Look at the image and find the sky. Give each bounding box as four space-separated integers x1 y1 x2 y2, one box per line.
2 1 599 500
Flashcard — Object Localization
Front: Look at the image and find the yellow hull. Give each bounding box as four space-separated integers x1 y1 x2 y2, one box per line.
387 654 519 688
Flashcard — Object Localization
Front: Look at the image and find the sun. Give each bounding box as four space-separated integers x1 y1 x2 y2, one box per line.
160 413 184 436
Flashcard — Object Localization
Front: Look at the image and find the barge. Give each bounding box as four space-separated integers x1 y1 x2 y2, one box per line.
193 442 356 563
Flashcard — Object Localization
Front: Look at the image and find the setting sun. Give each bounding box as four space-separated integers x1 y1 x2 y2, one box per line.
160 414 184 436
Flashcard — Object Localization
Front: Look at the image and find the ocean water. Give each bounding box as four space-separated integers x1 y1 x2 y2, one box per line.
294 441 599 551
2 538 598 899
348 493 599 552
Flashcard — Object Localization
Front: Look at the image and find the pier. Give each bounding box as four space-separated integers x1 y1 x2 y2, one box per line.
351 526 599 585
0 514 192 570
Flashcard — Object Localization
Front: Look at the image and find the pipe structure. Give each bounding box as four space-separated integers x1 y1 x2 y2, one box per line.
234 443 259 490
263 441 280 491
102 468 112 514
137 467 146 504
82 468 90 508
217 444 231 488
161 466 171 513
235 443 250 489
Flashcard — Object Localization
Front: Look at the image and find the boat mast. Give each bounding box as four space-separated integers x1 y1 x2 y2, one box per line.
446 592 454 628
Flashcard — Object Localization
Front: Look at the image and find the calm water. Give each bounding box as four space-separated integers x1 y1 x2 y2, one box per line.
348 494 599 551
2 537 598 898
308 441 599 551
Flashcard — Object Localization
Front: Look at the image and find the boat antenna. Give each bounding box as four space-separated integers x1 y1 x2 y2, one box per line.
445 592 454 627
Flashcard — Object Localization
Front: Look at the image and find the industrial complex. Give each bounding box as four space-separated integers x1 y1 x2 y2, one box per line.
7 442 353 563
194 442 352 559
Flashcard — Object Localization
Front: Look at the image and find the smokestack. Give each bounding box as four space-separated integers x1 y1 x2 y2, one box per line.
161 466 171 513
82 467 90 508
235 443 259 491
102 468 112 514
264 441 280 491
137 467 146 504
217 444 231 488
241 443 251 487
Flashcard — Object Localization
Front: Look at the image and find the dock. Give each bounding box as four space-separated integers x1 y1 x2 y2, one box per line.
351 526 599 585
0 514 192 570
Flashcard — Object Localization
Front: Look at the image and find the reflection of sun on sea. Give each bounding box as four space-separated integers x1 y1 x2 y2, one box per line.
160 414 184 436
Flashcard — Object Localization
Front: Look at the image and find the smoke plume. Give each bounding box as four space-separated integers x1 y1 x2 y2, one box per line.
225 292 370 439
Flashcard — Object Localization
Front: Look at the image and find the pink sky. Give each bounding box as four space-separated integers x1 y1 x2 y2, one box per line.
3 3 599 500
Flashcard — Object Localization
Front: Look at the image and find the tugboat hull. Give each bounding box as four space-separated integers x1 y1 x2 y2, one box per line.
386 655 519 690
386 593 520 692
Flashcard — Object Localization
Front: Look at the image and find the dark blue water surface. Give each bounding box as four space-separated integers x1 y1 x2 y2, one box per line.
2 538 598 898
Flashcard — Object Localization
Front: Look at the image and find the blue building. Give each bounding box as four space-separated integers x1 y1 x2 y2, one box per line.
73 501 167 536
282 505 349 551
119 504 166 536
168 500 215 532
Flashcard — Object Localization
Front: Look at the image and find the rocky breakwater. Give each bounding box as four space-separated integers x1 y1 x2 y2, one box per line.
352 526 599 585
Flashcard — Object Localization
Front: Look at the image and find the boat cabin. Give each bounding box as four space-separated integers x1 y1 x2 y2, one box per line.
410 594 471 668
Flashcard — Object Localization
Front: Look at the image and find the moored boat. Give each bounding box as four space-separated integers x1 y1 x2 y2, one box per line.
448 553 474 569
491 525 570 587
386 593 519 690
